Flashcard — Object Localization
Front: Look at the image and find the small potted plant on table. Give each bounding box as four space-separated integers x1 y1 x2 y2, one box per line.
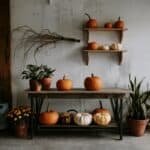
21 64 43 91
39 65 55 90
7 106 31 138
127 75 150 136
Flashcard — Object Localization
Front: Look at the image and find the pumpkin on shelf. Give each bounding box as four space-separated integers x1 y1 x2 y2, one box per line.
56 75 73 91
74 112 92 126
84 73 103 91
114 17 125 28
39 103 59 125
87 42 99 50
59 109 77 125
110 43 123 50
93 101 111 126
85 13 98 28
104 22 113 28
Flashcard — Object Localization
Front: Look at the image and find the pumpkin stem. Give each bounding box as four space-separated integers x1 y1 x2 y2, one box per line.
99 100 103 109
118 16 121 21
85 13 91 20
46 102 50 112
63 75 66 80
91 73 94 77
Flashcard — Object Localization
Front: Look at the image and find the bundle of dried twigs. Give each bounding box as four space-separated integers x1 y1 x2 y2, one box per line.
13 26 80 60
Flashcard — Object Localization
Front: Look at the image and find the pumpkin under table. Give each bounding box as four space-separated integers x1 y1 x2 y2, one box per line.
25 88 131 140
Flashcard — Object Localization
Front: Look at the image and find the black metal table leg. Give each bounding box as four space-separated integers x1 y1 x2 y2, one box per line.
30 96 34 139
119 98 123 140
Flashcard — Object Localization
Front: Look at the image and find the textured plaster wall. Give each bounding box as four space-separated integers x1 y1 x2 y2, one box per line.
10 0 150 112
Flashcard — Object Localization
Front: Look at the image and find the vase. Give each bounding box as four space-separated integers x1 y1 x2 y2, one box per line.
15 120 28 138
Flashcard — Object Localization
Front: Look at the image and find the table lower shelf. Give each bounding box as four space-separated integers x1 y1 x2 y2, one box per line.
38 122 118 130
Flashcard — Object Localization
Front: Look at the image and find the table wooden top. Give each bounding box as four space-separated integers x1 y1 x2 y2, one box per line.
25 88 131 94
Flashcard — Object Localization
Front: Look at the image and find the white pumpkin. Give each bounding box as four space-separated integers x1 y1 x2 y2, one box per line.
101 45 109 51
110 43 122 50
74 113 92 126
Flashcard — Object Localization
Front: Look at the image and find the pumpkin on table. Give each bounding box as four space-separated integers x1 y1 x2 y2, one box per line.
85 13 98 28
56 75 73 91
84 73 103 91
93 101 111 126
39 104 59 125
74 112 92 126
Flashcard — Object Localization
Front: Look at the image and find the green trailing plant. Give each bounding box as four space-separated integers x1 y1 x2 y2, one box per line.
127 75 150 120
21 64 43 80
39 65 55 78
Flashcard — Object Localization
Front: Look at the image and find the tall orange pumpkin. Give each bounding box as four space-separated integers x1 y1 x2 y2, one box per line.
85 13 98 28
56 75 73 91
84 73 103 91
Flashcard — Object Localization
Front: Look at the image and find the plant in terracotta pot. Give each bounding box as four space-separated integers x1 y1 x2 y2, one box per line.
39 65 55 90
21 64 43 91
127 75 150 136
7 106 32 138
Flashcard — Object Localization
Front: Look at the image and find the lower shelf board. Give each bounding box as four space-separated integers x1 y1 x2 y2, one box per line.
38 122 118 130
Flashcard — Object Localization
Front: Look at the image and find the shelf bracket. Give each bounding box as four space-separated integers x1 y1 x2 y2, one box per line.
118 51 123 65
82 51 89 65
119 30 123 43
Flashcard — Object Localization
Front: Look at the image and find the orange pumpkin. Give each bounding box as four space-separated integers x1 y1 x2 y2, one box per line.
39 110 59 125
87 42 99 50
84 73 103 91
93 101 111 126
85 13 98 28
56 75 73 91
114 17 124 28
104 22 113 28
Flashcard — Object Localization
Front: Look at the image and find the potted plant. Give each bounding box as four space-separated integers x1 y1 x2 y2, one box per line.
127 75 150 136
21 64 43 91
7 106 31 138
39 65 55 90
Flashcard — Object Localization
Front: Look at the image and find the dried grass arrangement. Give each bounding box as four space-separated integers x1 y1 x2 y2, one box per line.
13 26 80 60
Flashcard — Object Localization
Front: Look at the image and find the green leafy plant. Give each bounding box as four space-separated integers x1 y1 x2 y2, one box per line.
39 65 55 78
21 64 43 80
127 75 150 120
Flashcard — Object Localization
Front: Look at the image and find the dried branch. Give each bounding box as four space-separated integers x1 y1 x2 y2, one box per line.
13 26 80 61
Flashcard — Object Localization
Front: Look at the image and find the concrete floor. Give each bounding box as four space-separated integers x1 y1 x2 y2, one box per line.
0 131 150 150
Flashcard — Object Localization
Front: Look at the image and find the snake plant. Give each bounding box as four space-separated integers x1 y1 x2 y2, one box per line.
127 75 150 120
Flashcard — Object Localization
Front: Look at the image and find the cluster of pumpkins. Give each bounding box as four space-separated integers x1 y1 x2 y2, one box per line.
39 101 111 126
87 42 123 51
54 74 103 91
85 13 125 29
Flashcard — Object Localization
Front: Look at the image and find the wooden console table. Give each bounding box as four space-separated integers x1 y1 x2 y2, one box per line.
26 88 131 140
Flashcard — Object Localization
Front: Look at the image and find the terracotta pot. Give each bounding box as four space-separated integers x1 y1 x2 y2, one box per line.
15 121 28 138
29 80 41 91
127 119 149 137
40 77 52 90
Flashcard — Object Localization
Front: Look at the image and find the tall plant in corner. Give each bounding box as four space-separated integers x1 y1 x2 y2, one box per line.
127 75 150 136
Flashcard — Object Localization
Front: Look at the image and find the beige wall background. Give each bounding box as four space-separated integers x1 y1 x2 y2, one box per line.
10 0 150 112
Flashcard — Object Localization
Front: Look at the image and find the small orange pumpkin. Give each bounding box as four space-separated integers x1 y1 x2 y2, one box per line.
56 75 73 91
87 42 99 50
84 73 103 91
93 101 111 126
104 22 113 28
39 110 59 125
85 13 98 28
114 17 124 28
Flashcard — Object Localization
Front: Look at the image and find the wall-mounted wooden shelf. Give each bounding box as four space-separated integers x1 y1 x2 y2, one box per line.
82 50 127 65
83 27 128 65
83 28 128 43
